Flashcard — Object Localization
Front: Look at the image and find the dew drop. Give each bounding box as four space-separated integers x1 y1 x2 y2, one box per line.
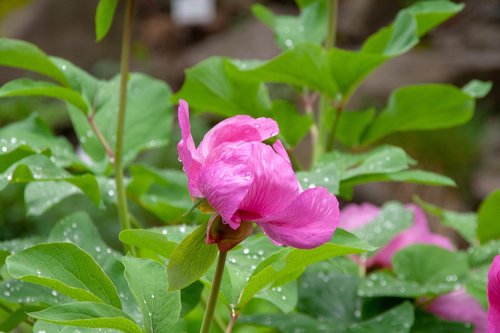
243 248 250 255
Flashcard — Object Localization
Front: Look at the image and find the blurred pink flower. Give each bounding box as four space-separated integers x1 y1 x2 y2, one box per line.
339 203 455 267
177 100 339 249
426 288 487 333
488 255 500 332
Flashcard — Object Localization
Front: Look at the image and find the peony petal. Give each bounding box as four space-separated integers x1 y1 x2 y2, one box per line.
177 100 203 197
426 289 487 333
198 115 278 159
197 142 255 229
339 203 380 230
488 255 500 332
257 187 339 249
237 143 300 220
272 140 292 167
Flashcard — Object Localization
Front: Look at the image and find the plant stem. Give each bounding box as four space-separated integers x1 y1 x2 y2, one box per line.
200 251 228 333
115 0 136 255
225 310 239 333
88 111 115 161
313 0 338 163
326 100 344 151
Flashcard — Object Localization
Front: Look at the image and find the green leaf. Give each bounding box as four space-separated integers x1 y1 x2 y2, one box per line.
25 181 83 216
465 264 489 309
411 310 473 333
0 279 71 305
68 73 173 166
34 321 121 333
270 100 313 147
346 302 414 333
252 0 327 50
362 84 475 144
462 80 493 99
29 302 143 333
95 0 119 41
0 78 88 113
167 223 218 290
256 280 298 313
362 1 463 55
351 202 413 248
173 57 271 117
239 312 337 333
123 256 181 333
180 281 204 317
237 229 375 309
119 229 177 259
477 189 500 243
415 197 477 244
0 155 100 206
0 38 68 85
336 108 376 147
237 43 337 97
298 258 360 327
468 240 500 268
0 114 78 170
6 242 121 308
359 245 469 298
127 165 206 224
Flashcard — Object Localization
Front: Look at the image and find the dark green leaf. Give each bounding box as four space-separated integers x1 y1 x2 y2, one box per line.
362 84 475 144
0 78 88 113
173 57 271 117
33 321 121 333
180 281 204 317
477 189 500 243
346 302 414 333
29 302 143 333
411 310 473 333
95 0 119 41
167 223 218 290
123 256 181 333
0 38 68 85
336 108 376 147
6 243 121 308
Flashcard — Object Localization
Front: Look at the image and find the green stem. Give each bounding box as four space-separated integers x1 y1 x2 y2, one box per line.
115 0 136 255
326 101 344 151
313 0 338 163
225 310 239 333
200 251 227 333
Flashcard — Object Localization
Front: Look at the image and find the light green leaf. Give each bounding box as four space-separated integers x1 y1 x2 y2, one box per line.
173 57 271 117
477 189 500 243
252 0 327 50
0 78 88 113
270 100 313 147
95 0 119 41
0 279 71 305
123 256 181 333
34 321 121 333
119 229 177 259
362 84 475 144
0 38 68 85
465 264 489 309
29 302 143 333
351 202 413 248
237 43 337 97
415 197 477 244
468 240 500 268
25 181 82 216
167 223 218 290
237 229 375 309
6 243 121 308
463 80 493 99
256 281 297 313
0 155 100 206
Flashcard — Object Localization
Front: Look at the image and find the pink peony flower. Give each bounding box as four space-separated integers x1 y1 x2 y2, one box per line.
339 203 455 267
488 255 500 332
426 288 487 333
177 100 339 250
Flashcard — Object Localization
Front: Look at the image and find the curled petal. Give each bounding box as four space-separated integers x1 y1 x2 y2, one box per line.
272 140 292 167
339 203 380 230
197 142 254 229
426 289 487 333
488 255 500 332
238 143 299 219
198 115 279 158
177 100 203 197
257 187 340 249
